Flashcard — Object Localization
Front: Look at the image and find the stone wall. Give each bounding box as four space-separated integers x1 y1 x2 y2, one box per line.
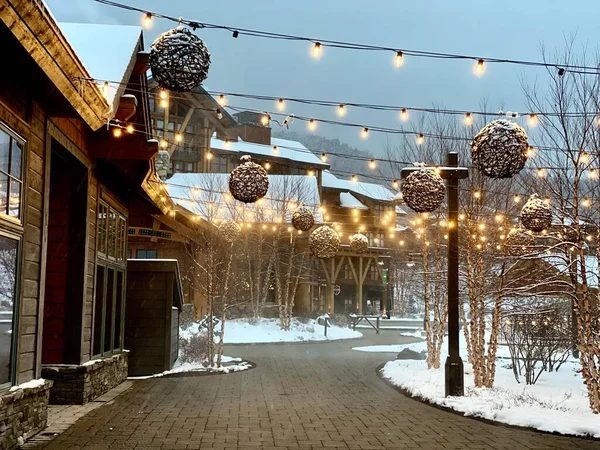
0 380 52 450
41 352 128 405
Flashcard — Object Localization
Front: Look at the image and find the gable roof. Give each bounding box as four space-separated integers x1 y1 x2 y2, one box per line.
340 192 368 210
322 170 395 202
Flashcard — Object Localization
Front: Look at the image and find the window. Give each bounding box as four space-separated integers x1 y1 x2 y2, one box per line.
174 161 183 173
93 199 127 357
0 233 19 386
185 162 193 172
378 233 385 248
366 232 374 247
369 265 379 281
343 264 351 279
137 249 157 259
0 126 24 221
212 154 229 173
374 204 384 222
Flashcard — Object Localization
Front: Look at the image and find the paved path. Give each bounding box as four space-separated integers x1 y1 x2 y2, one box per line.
33 331 600 449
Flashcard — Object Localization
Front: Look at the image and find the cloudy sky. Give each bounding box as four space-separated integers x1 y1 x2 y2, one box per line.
46 0 600 153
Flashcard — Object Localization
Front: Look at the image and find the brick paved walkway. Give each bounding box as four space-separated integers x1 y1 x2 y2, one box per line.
32 332 600 449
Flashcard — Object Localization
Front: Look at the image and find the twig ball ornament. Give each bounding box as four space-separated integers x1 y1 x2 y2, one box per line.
309 226 340 259
504 228 535 257
350 233 369 254
520 194 552 232
291 206 315 231
471 119 529 179
149 26 211 92
218 220 241 243
401 169 445 213
228 155 269 204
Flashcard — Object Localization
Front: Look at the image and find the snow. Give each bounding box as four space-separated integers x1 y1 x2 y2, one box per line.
10 378 47 391
339 192 368 209
129 356 251 379
58 22 142 109
166 173 323 223
211 135 327 167
544 254 598 288
322 170 394 202
395 205 407 215
376 334 600 437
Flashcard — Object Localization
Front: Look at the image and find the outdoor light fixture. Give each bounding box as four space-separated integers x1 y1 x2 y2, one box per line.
312 42 322 58
394 51 404 67
400 108 409 121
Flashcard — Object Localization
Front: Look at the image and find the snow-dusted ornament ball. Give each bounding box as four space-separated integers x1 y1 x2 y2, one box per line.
520 194 552 232
291 206 315 231
218 220 241 243
228 155 269 204
401 169 445 213
504 228 535 257
149 26 211 92
471 119 529 179
309 226 340 259
350 233 369 254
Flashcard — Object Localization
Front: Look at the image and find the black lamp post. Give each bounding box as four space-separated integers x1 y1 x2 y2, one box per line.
401 151 468 397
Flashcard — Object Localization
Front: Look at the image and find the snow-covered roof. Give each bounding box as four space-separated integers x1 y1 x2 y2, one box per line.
322 170 394 202
211 135 327 168
395 205 407 215
339 192 368 210
166 173 323 223
544 254 598 288
58 22 142 111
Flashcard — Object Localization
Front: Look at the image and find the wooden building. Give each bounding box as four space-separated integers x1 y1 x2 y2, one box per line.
0 1 164 446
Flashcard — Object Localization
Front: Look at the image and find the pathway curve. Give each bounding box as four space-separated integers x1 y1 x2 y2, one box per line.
34 331 600 449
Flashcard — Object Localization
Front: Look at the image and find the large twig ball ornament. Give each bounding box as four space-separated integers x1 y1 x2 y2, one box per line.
350 233 369 254
401 169 445 213
218 220 241 243
291 206 315 231
149 26 211 92
504 228 535 257
520 194 552 232
471 119 529 179
228 155 269 204
309 226 340 259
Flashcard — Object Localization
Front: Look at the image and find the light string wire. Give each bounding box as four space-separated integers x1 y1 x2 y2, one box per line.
91 0 600 75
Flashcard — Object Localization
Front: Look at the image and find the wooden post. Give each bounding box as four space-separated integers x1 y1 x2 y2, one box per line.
358 257 363 313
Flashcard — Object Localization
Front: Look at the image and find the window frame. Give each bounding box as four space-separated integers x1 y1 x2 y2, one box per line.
136 249 158 259
0 123 25 225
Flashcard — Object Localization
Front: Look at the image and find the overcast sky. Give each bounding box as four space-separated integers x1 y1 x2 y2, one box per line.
46 0 600 154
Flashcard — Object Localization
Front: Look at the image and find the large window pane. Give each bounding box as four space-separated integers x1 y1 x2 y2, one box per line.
0 235 18 385
8 180 20 218
114 271 124 351
0 173 7 216
104 269 115 352
93 265 105 356
0 132 9 174
10 140 22 178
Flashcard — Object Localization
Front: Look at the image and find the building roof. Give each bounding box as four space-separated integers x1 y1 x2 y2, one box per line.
322 171 395 202
166 173 323 223
339 192 368 210
395 205 407 215
58 22 142 111
211 135 328 168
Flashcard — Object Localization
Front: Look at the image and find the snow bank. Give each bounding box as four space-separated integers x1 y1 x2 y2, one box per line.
129 356 251 380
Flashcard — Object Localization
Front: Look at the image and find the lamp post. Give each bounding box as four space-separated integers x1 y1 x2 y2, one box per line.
401 151 468 396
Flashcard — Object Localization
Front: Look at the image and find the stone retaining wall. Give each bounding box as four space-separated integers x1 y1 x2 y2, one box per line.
41 352 128 405
0 379 53 450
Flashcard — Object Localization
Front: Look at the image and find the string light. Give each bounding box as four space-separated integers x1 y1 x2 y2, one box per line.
463 112 473 126
589 168 598 179
536 167 545 178
159 98 168 108
392 179 399 189
474 59 485 76
307 169 315 177
217 94 226 106
126 124 134 134
579 152 590 165
351 174 357 183
206 150 213 160
312 42 322 58
216 110 223 120
223 139 231 149
528 113 538 127
368 159 376 169
495 214 504 222
458 213 466 221
142 12 152 28
394 51 404 68
113 127 122 138
101 81 110 100
175 133 183 143
361 127 369 139
582 197 591 207
400 108 409 121
277 98 285 111
543 197 551 205
399 240 405 246
260 115 271 126
264 162 271 170
478 223 486 231
337 104 346 116
320 152 328 162
473 190 482 199
159 89 168 100
514 194 521 203
416 134 424 145
308 119 317 131
526 146 535 158
272 145 279 155
160 138 168 149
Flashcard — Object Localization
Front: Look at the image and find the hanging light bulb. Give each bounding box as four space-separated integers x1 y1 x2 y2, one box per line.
400 108 409 121
580 152 590 165
416 134 424 145
473 190 482 199
217 94 226 106
464 112 473 126
478 223 486 231
272 145 279 155
320 153 328 162
589 168 598 179
175 133 183 143
101 81 110 100
544 197 551 205
113 127 122 138
337 104 346 116
216 109 223 120
368 159 376 169
458 213 466 221
528 113 538 127
159 138 168 149
582 197 591 207
514 194 521 203
361 127 369 139
394 51 404 68
474 59 485 76
277 98 285 111
223 139 231 149
264 162 271 170
307 169 315 177
143 12 153 28
159 89 168 100
526 146 535 158
260 114 271 126
308 119 317 131
351 174 357 183
312 42 322 58
392 179 399 189
206 150 213 160
536 167 545 178
126 124 134 134
495 214 504 222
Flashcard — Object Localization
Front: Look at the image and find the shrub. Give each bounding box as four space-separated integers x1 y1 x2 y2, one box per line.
179 330 212 364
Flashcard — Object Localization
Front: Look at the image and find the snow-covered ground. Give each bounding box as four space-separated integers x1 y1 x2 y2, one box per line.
182 318 362 344
374 337 600 438
129 356 252 380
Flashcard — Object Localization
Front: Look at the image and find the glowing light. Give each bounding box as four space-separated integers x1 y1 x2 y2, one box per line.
582 197 591 207
223 139 231 149
526 146 535 158
478 223 486 231
392 179 399 189
589 168 598 179
368 159 376 169
308 119 316 131
514 194 521 203
264 162 271 170
536 168 545 178
126 124 134 134
217 94 226 106
399 240 405 246
261 115 271 126
160 139 168 149
495 214 504 222
174 133 183 143
580 152 590 165
217 110 223 120
312 42 322 58
361 127 369 139
351 174 357 183
272 145 278 155
159 98 168 108
447 221 455 229
586 235 593 242
113 127 122 138
143 12 152 28
474 59 485 76
473 190 482 199
206 150 213 160
458 213 466 221
101 81 110 100
159 89 168 100
277 98 285 111
307 170 315 177
544 197 551 205
433 166 441 175
337 104 346 117
416 134 424 145
464 112 473 126
528 113 538 127
394 51 404 68
476 243 482 250
320 153 328 162
400 108 409 121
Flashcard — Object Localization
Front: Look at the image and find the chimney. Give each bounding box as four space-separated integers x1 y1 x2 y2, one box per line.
232 111 271 145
